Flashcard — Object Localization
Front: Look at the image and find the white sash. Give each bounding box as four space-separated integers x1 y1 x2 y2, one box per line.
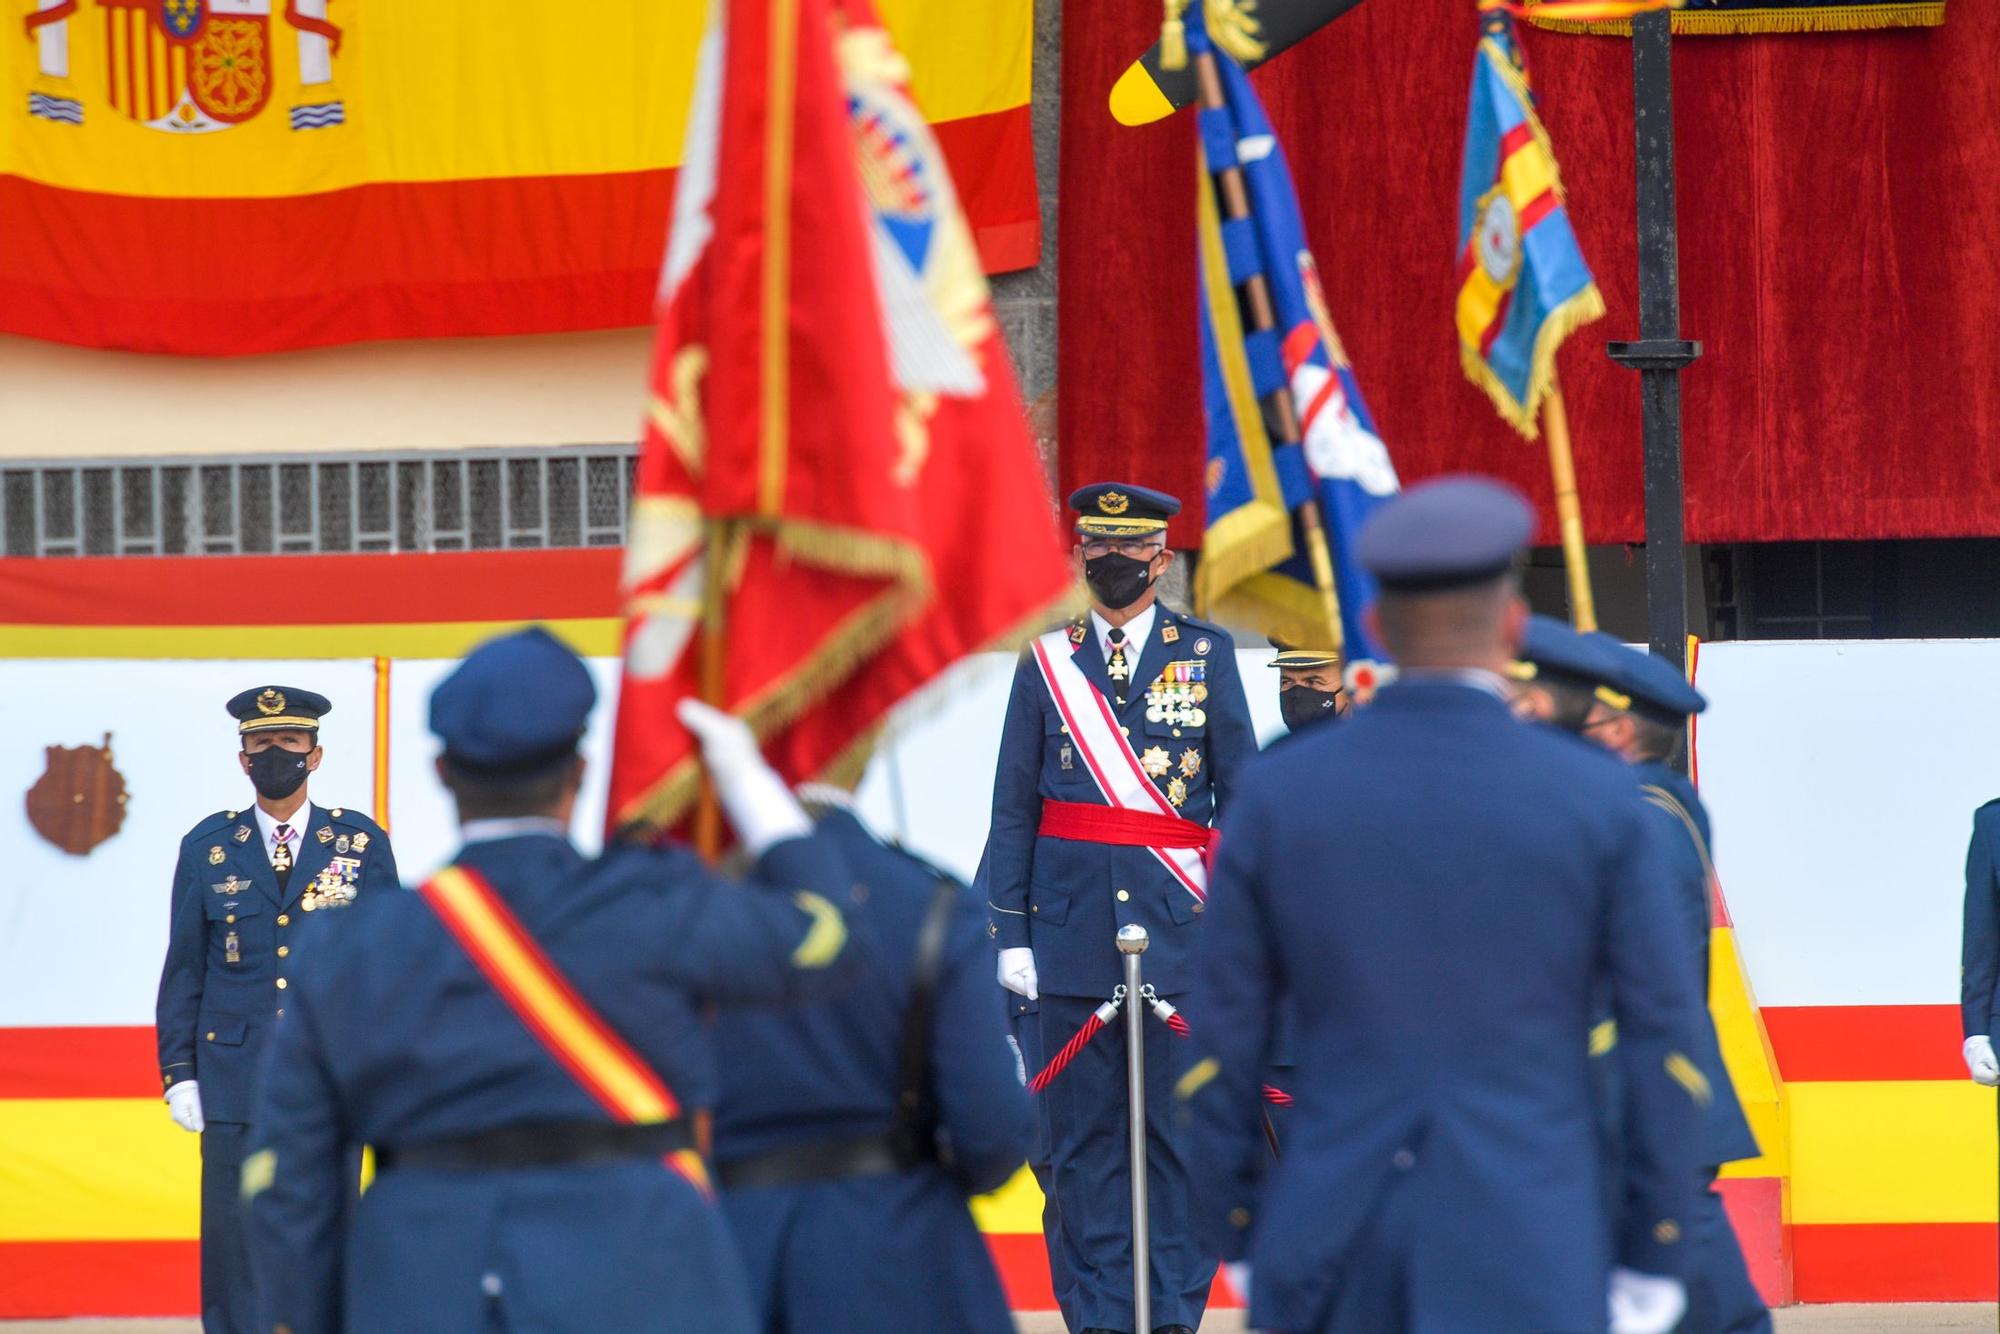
1030 629 1209 902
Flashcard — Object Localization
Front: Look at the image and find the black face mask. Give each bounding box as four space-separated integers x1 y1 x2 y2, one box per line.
1280 688 1343 732
1083 552 1155 610
246 746 311 801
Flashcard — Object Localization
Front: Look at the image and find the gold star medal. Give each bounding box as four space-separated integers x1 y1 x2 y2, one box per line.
1166 776 1189 807
1141 745 1172 778
1179 748 1202 779
208 846 225 866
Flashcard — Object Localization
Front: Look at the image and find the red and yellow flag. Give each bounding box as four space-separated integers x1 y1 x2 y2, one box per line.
0 0 1035 354
606 0 1074 837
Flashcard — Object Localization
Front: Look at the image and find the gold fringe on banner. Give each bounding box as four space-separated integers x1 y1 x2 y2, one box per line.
1527 2 1944 35
1461 282 1606 439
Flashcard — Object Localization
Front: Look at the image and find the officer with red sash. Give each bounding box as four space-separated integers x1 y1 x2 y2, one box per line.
243 627 871 1333
987 482 1256 1334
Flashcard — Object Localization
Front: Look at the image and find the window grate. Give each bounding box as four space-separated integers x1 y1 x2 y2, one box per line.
0 447 640 558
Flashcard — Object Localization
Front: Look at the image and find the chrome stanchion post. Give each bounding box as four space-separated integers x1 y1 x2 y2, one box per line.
1117 923 1151 1334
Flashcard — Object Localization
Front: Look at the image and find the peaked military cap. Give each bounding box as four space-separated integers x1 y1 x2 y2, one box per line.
431 626 597 774
227 686 331 735
1509 615 1616 689
1266 634 1341 671
1355 475 1533 591
1592 640 1708 728
1068 481 1181 537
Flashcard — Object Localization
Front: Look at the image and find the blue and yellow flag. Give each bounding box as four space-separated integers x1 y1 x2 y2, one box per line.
1190 0 1400 689
1456 8 1604 438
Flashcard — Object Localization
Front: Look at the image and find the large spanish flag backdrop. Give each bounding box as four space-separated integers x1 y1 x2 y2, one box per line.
0 0 1036 355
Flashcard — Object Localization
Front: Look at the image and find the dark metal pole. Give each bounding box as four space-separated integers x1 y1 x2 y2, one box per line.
1607 9 1700 689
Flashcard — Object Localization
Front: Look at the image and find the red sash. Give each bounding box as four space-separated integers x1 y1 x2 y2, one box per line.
1039 800 1218 856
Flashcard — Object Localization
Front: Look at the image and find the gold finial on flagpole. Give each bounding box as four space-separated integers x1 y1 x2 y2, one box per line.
1161 0 1188 71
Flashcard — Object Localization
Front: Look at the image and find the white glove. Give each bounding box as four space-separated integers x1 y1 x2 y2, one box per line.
1608 1266 1686 1334
165 1079 205 1134
1965 1035 1999 1087
997 946 1038 1001
1224 1261 1252 1304
676 699 811 857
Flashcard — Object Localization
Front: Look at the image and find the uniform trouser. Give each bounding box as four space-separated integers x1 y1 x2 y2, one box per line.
1040 992 1215 1332
1013 997 1080 1330
200 1121 254 1334
1679 1174 1771 1334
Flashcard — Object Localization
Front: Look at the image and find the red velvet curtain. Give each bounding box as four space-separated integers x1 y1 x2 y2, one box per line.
1057 2 2000 546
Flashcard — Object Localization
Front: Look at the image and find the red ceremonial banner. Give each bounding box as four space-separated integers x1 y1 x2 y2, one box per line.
607 0 1073 836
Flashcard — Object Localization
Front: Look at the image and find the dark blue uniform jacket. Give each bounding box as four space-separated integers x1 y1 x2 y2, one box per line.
713 809 1029 1333
155 804 397 1120
1182 680 1706 1334
1962 799 2000 1041
244 828 865 1334
986 609 1257 997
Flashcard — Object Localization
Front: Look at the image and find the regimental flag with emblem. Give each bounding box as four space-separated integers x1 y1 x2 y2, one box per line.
1186 0 1398 694
2 0 1037 354
1455 6 1604 437
606 0 1074 837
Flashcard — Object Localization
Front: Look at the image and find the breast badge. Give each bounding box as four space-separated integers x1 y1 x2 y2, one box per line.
24 733 128 857
301 856 362 912
352 832 370 852
335 834 351 854
209 846 225 865
1147 662 1209 729
1140 745 1172 778
1166 776 1189 808
235 825 253 843
224 932 241 965
316 826 333 844
1179 748 1202 779
1194 637 1212 656
1161 623 1180 644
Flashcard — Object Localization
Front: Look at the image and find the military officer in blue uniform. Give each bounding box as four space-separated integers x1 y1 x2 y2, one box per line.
711 791 1029 1333
988 482 1257 1334
155 685 396 1334
243 627 872 1334
1962 802 2000 1089
1506 614 1609 734
1581 642 1771 1334
1269 639 1349 734
1179 477 1706 1334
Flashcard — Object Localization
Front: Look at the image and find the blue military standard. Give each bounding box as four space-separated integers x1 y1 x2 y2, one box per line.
154 686 397 1334
243 627 873 1334
988 482 1257 1334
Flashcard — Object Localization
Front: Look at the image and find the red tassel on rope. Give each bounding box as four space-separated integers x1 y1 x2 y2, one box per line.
1262 1084 1293 1106
1028 996 1123 1094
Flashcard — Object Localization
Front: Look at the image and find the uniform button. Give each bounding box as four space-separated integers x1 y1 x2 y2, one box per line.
1228 1207 1251 1228
276 1008 285 1017
276 914 289 926
1120 726 1130 736
277 946 289 958
276 978 288 990
224 914 236 924
205 1031 216 1041
1172 728 1182 738
481 1272 503 1297
1116 889 1130 902
1392 1149 1416 1172
1031 904 1039 913
1654 1219 1681 1244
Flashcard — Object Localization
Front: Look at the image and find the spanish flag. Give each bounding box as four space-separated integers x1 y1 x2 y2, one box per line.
1455 6 1603 438
1 0 1035 355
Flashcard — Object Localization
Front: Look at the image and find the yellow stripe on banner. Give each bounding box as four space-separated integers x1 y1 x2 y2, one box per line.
429 868 673 1124
1455 264 1510 352
0 1100 198 1240
1711 926 1788 1179
0 0 1030 199
1788 1081 1999 1225
1500 143 1559 216
0 619 623 661
970 1163 1045 1234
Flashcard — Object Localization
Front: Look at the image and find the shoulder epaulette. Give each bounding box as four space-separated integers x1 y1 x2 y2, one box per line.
327 807 387 834
185 810 239 840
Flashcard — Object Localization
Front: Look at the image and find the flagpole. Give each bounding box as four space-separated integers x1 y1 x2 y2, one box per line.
1190 48 1345 653
693 517 730 861
1540 377 1597 631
